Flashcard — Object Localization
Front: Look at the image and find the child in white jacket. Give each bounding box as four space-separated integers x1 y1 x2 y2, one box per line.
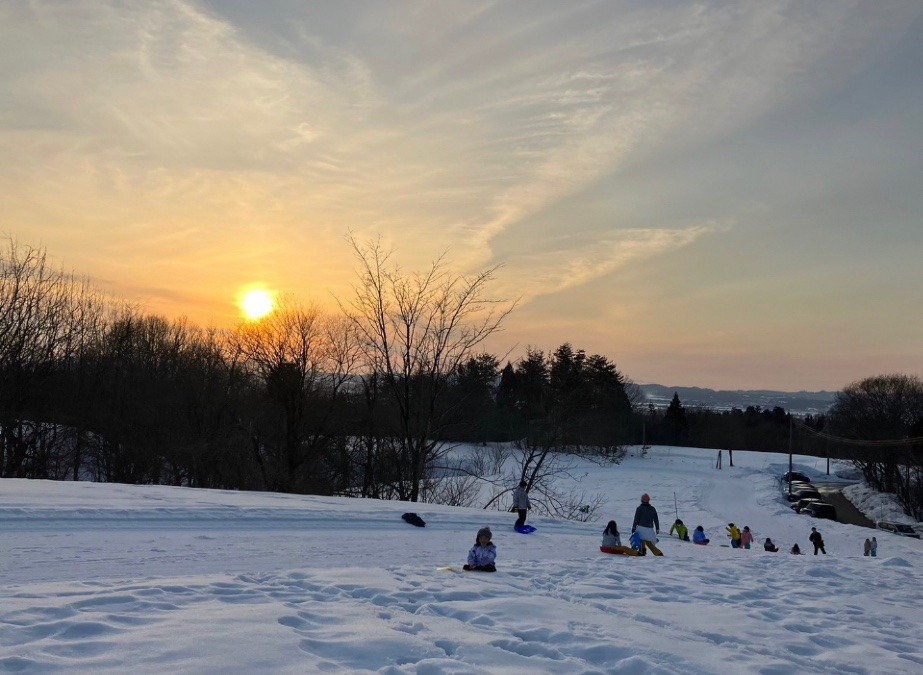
465 527 497 572
601 520 622 548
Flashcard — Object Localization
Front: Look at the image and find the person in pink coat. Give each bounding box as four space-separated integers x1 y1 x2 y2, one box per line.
740 526 754 550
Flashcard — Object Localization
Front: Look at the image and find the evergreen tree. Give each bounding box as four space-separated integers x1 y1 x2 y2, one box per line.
664 392 688 443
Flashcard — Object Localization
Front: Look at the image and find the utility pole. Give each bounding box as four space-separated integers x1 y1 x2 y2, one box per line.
788 415 793 497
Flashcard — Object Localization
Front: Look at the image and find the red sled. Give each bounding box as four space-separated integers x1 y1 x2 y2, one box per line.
600 545 640 556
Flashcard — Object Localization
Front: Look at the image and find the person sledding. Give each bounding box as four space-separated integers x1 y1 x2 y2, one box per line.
600 520 639 556
764 538 779 552
692 525 710 545
669 519 690 541
512 480 531 528
464 527 497 572
631 494 663 556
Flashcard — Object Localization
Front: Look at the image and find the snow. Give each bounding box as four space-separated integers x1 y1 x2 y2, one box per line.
3 445 923 674
842 482 920 527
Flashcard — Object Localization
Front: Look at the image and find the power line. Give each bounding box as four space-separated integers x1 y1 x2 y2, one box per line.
793 419 923 447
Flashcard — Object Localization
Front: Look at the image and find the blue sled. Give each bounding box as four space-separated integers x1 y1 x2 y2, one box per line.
514 525 537 534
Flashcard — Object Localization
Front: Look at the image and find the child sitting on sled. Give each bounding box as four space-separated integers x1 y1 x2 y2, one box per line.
600 521 640 556
692 525 710 545
464 527 497 572
602 520 622 548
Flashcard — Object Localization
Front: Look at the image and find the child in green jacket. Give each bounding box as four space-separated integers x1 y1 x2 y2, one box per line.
669 519 689 541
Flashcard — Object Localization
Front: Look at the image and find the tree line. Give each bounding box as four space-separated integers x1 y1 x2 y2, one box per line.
0 237 636 505
636 377 923 519
3 237 921 518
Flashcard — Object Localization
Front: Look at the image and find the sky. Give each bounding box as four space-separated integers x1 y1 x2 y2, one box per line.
1 1 922 391
3 445 922 673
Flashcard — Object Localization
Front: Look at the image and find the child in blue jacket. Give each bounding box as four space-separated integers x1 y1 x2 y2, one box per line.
465 527 497 572
693 525 710 545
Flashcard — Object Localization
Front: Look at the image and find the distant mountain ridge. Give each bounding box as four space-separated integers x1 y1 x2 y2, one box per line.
638 383 836 416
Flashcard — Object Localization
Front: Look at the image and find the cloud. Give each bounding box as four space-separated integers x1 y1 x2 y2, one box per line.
494 220 727 305
1 0 921 349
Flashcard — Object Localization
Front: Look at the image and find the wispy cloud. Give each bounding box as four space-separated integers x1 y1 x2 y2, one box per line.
494 221 727 305
2 0 922 386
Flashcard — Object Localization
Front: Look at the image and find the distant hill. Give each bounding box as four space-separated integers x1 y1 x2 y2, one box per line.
638 383 836 416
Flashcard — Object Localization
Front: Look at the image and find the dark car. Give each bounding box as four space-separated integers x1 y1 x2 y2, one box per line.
786 488 822 502
877 521 921 539
783 481 815 492
781 482 814 497
781 471 811 484
804 502 837 520
791 497 824 512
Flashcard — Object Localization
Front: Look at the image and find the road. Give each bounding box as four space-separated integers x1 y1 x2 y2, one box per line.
818 486 876 528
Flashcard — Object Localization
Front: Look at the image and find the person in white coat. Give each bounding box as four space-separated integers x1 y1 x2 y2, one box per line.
512 480 531 527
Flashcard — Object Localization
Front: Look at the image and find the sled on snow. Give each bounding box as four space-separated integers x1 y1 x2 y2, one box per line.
600 545 640 556
628 532 664 556
402 512 426 527
514 525 537 534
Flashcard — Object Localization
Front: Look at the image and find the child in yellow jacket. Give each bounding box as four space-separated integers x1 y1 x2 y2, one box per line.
726 523 742 548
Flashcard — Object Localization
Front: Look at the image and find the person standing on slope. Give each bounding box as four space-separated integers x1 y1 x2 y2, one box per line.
809 527 826 555
726 523 742 549
870 536 878 557
740 526 754 550
512 480 531 528
632 493 660 554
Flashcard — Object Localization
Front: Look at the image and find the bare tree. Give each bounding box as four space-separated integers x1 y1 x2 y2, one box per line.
229 295 359 493
476 440 609 522
341 235 516 502
829 374 923 518
0 238 105 477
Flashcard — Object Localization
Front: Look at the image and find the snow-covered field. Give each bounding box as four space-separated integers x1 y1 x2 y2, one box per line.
2 446 922 674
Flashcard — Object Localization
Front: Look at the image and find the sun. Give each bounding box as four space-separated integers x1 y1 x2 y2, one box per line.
240 289 274 321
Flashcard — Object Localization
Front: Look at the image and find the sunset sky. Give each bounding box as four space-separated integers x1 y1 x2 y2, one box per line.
2 1 921 391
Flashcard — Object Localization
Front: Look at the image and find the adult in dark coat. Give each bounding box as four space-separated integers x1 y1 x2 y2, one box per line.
809 527 826 555
632 493 660 547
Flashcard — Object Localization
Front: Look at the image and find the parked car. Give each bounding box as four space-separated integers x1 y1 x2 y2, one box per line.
791 497 825 512
803 502 837 520
781 471 811 484
781 481 814 496
877 521 921 539
785 488 822 502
